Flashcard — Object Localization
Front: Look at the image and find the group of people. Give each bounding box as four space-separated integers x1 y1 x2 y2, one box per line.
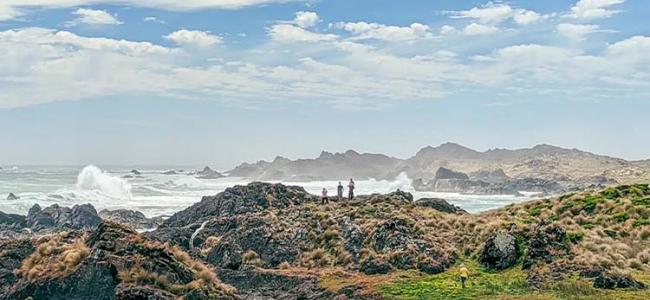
321 178 355 204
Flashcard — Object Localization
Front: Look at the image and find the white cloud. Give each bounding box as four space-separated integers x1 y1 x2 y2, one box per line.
268 24 337 42
451 2 542 25
294 11 319 28
143 16 166 24
571 0 625 19
463 23 499 35
66 8 122 26
557 23 601 41
513 9 541 25
164 29 223 46
0 27 649 110
334 22 431 42
439 25 456 35
0 4 22 21
0 1 307 20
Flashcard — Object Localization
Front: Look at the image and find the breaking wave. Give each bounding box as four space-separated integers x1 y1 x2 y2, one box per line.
76 165 132 199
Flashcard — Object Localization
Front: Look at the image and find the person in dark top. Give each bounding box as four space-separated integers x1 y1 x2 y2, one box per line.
348 178 355 200
337 181 344 201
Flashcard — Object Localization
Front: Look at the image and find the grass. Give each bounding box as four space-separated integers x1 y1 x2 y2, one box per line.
378 260 532 300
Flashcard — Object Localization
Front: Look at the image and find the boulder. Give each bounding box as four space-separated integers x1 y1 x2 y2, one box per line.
594 273 646 290
360 256 392 275
479 231 520 270
130 169 141 175
522 222 569 269
162 170 177 175
416 198 468 214
99 209 161 230
6 193 19 200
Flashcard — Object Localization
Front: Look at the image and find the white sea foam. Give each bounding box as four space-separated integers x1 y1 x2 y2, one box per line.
0 166 534 216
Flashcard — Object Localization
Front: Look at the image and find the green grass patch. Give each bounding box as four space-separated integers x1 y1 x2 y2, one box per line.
633 218 650 228
529 208 542 217
378 260 532 300
566 231 585 244
632 197 650 207
611 212 630 223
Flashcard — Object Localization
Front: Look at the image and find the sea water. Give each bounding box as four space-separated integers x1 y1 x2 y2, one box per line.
0 165 537 217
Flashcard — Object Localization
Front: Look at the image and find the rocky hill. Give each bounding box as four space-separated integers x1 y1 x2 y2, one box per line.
2 182 650 299
227 143 650 195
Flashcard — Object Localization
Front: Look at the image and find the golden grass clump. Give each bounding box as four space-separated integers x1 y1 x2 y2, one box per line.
19 233 90 280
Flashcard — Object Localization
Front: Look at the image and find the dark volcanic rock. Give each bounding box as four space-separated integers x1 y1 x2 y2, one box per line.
416 198 468 214
0 239 35 294
360 256 392 275
130 169 141 175
6 193 19 200
1 221 240 300
162 170 177 175
435 167 470 180
115 285 176 300
0 212 25 228
99 209 161 230
26 203 101 231
594 273 646 290
522 222 570 269
479 231 520 270
160 182 313 228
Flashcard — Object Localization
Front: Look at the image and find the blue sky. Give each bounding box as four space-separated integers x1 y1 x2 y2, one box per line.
0 0 648 166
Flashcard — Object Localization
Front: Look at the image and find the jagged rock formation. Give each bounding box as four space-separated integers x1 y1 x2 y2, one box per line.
227 143 649 194
6 193 19 200
26 204 102 232
191 166 224 179
99 209 163 231
150 183 457 278
130 169 141 175
0 221 240 300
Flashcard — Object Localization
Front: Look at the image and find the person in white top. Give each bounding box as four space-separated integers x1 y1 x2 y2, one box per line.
321 188 329 204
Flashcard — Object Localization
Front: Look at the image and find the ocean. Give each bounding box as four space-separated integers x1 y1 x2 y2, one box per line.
0 165 538 217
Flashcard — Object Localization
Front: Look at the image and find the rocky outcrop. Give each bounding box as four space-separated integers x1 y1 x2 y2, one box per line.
160 182 314 228
0 239 35 294
162 170 177 175
479 231 520 270
594 273 646 290
150 183 457 277
192 166 224 179
130 169 141 175
522 222 570 269
416 198 468 214
99 209 162 230
1 221 240 300
6 193 19 200
26 203 102 231
469 169 510 183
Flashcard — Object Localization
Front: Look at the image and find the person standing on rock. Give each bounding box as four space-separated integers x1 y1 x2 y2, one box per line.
459 263 469 289
337 182 344 201
348 179 355 200
321 188 329 204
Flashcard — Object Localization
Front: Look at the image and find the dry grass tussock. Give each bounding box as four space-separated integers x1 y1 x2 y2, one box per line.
19 231 90 280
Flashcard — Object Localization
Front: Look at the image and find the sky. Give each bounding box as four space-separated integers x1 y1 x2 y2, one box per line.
0 0 649 167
